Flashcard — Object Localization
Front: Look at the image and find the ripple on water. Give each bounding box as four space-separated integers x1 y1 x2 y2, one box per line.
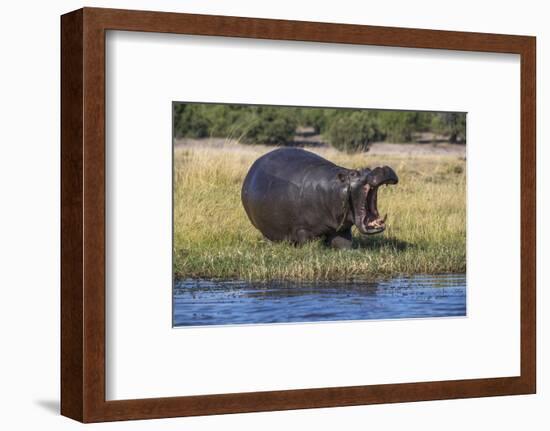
173 273 466 327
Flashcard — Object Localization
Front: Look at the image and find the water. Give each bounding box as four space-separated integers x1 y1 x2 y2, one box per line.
173 273 466 327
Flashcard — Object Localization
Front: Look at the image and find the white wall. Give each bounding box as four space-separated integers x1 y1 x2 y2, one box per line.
0 0 546 429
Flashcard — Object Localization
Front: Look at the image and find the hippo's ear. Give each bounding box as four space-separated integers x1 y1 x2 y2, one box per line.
359 167 372 182
337 171 348 183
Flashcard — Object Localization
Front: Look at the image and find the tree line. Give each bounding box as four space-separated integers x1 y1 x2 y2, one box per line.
173 103 466 153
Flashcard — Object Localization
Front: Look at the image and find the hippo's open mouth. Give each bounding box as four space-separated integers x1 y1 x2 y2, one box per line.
354 166 398 235
359 184 387 234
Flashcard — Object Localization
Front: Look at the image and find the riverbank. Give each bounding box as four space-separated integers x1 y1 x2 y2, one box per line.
173 143 466 281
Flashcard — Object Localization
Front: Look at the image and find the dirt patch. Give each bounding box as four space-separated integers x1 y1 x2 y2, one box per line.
174 137 465 158
367 142 465 157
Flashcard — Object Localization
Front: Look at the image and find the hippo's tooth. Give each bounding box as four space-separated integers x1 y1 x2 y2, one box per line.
382 214 387 223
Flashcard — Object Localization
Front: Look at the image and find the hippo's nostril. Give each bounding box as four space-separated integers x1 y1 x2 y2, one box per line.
383 166 398 184
366 166 398 187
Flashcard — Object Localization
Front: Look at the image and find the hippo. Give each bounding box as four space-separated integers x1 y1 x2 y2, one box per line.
241 148 398 249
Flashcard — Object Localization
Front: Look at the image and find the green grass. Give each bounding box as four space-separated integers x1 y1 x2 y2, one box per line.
173 142 466 281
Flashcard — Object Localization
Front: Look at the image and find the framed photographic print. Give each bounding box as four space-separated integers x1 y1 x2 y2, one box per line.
61 7 536 422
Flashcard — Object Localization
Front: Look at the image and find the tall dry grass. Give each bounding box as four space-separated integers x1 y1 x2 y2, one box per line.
173 141 466 281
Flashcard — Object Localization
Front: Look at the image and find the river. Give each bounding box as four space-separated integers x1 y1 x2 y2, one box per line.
173 273 466 327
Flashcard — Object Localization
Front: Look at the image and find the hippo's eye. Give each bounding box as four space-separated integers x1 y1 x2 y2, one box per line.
351 171 358 177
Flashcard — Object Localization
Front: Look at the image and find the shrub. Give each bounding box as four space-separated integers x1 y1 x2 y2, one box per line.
431 113 466 143
325 111 382 153
377 111 420 142
173 104 210 138
172 103 467 147
240 107 297 146
296 108 329 133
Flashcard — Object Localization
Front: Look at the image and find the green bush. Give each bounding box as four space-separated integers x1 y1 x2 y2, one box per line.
240 107 297 146
377 111 418 142
325 111 382 153
173 104 210 138
296 108 329 133
431 113 466 143
172 103 467 147
173 104 297 145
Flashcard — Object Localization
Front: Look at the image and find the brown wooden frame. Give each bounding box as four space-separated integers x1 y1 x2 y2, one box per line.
61 7 536 423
